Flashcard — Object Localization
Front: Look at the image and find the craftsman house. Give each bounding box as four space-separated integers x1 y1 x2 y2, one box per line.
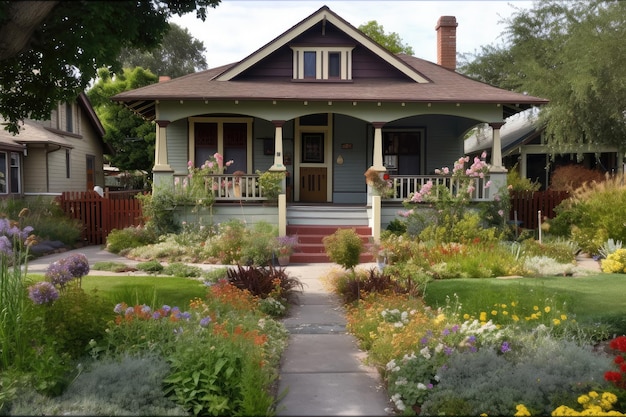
113 5 548 256
0 92 110 196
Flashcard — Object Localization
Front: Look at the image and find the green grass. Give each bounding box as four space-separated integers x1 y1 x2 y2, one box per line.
424 273 626 332
27 274 207 309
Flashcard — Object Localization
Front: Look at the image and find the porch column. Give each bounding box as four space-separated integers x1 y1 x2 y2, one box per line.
370 122 386 171
489 122 506 172
269 120 286 172
154 120 172 171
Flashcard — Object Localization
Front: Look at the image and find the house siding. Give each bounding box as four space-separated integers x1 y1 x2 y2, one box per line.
167 119 189 175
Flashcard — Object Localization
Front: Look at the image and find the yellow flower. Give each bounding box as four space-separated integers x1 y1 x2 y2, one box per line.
602 392 617 404
491 310 498 316
533 306 539 311
561 314 568 320
530 313 538 320
512 314 520 322
589 391 598 399
544 306 551 313
501 304 507 309
578 394 590 405
553 319 561 326
511 301 517 307
514 404 531 416
463 313 470 320
480 312 487 322
502 311 509 316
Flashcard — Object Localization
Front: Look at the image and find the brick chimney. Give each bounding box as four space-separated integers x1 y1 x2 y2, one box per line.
159 75 171 83
436 16 458 70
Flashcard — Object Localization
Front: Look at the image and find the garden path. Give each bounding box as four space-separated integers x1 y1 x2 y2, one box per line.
276 263 391 416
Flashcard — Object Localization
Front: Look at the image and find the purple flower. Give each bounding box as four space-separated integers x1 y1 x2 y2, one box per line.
500 341 511 353
181 311 191 320
125 306 134 316
420 337 429 345
152 312 162 320
45 260 73 288
468 335 477 344
0 236 12 256
141 305 151 314
441 328 450 336
28 281 59 305
161 305 171 314
450 324 459 333
114 303 124 314
65 253 90 278
200 316 212 328
444 346 454 355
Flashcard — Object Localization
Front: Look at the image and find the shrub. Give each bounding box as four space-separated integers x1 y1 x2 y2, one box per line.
162 262 202 278
204 219 247 264
334 267 409 304
549 175 626 254
601 248 626 273
226 264 303 303
323 228 364 271
420 336 612 416
256 170 285 201
92 261 136 273
239 221 277 266
136 260 164 273
549 165 605 192
105 226 156 254
8 354 187 416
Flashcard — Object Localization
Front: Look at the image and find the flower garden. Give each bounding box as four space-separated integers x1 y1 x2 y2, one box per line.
2 155 626 416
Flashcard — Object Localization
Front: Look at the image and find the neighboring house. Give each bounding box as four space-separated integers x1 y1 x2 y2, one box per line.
113 5 548 241
0 92 111 196
464 109 621 190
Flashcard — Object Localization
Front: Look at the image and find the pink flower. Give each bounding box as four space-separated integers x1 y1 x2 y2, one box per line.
485 181 492 189
481 151 487 159
498 210 504 217
188 160 193 167
442 167 450 175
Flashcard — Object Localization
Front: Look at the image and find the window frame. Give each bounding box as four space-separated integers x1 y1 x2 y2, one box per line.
291 46 353 81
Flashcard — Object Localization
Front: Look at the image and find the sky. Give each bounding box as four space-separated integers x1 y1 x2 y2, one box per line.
170 0 534 69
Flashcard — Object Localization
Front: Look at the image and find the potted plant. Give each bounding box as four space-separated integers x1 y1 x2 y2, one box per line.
256 170 286 202
275 235 298 266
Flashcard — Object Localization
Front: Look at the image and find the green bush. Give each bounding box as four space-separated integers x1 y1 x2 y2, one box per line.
136 260 164 273
105 226 156 254
549 176 626 254
162 262 202 278
204 219 247 264
239 221 277 266
323 228 364 271
226 264 303 303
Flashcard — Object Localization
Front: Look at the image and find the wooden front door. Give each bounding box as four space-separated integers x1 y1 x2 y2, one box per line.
299 167 327 202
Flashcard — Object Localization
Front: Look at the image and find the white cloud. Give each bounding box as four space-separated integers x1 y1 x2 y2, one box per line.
171 0 533 68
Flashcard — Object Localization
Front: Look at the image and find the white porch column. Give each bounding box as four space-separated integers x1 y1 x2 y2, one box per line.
153 120 172 171
269 120 286 172
489 122 505 171
370 122 386 171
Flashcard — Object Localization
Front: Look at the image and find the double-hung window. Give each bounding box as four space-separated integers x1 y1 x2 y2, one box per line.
292 46 353 81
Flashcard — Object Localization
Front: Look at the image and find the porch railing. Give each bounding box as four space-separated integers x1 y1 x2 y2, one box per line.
173 173 269 201
386 175 492 202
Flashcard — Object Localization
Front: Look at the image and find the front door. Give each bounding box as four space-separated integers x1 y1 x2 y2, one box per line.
298 132 327 202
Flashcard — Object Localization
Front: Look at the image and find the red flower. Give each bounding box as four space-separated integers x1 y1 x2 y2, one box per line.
610 336 626 352
615 355 625 364
605 371 622 383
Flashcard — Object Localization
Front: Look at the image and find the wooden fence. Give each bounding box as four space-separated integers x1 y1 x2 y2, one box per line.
509 190 570 230
58 190 144 245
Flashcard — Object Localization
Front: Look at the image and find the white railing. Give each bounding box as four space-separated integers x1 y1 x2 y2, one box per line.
386 175 492 202
173 173 269 201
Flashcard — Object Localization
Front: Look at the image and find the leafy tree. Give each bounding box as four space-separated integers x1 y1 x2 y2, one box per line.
118 23 208 79
0 0 220 135
358 20 414 55
87 67 158 176
458 0 626 156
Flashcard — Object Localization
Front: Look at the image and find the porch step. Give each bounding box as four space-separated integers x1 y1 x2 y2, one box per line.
287 225 374 264
286 205 369 226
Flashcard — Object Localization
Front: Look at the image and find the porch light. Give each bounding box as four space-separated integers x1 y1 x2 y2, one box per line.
179 100 183 104
401 103 405 106
328 101 332 105
235 100 239 104
377 102 381 106
273 101 276 105
352 101 357 106
304 101 308 105
428 103 432 107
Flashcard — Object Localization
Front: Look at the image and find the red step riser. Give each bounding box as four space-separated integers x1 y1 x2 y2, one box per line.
283 225 375 263
290 252 374 264
287 225 372 236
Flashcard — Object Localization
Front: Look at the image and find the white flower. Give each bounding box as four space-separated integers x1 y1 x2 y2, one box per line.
395 377 408 386
435 343 444 353
417 383 427 390
386 359 397 371
420 346 431 359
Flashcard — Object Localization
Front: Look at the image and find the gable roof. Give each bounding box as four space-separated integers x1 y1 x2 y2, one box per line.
0 92 112 154
113 6 548 121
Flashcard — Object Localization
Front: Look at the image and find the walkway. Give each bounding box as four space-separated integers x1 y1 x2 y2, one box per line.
276 263 391 416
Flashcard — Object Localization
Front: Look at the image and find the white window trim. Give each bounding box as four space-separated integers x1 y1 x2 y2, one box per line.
10 152 20 194
291 46 353 81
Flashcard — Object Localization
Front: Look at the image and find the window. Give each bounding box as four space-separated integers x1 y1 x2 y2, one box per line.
10 152 20 193
66 103 73 133
66 149 71 178
383 130 423 175
292 46 353 81
0 152 6 194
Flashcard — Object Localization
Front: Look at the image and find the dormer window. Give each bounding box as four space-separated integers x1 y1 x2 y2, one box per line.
292 46 354 81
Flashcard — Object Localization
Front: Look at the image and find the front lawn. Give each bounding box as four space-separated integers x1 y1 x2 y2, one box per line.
423 273 626 334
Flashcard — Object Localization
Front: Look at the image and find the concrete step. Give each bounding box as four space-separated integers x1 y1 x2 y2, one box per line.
287 225 374 264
